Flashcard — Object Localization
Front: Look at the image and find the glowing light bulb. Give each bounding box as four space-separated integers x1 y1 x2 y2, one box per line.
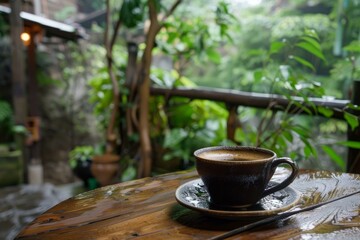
21 32 31 42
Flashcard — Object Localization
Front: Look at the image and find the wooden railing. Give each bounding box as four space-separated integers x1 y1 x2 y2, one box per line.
150 85 360 173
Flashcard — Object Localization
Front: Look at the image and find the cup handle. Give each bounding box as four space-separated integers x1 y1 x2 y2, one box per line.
262 157 298 198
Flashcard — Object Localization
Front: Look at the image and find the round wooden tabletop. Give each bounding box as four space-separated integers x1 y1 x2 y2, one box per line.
16 169 360 239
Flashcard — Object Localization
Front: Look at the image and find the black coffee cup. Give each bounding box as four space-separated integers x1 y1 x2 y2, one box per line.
194 146 298 209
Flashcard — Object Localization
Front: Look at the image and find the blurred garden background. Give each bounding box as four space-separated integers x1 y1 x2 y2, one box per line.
0 0 360 188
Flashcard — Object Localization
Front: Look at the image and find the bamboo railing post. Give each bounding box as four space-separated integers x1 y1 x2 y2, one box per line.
226 104 239 143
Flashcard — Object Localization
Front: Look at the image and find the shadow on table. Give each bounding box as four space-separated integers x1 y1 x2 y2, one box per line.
170 204 266 231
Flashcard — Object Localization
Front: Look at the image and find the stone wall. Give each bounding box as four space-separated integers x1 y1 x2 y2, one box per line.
38 42 102 184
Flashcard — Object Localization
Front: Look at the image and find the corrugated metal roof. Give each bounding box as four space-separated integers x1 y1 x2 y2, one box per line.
0 5 85 40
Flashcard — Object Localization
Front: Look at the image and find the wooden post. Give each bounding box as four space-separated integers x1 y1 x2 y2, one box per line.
226 104 238 143
9 0 29 183
347 80 360 173
26 27 43 184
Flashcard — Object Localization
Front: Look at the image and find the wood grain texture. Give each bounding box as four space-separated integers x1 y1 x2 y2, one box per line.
16 169 360 239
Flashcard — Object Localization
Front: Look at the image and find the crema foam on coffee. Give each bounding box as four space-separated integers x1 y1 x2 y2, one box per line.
198 150 272 161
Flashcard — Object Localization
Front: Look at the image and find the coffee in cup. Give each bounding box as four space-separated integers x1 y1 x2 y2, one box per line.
194 146 298 209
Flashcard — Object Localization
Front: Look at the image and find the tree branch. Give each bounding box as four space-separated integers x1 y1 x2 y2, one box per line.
105 0 121 154
110 17 122 52
137 0 182 177
161 0 183 22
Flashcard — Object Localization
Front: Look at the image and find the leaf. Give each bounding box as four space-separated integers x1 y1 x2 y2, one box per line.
296 42 326 62
291 101 313 115
289 55 315 72
318 106 334 118
300 36 322 51
301 137 317 158
344 112 359 131
121 166 137 182
269 41 285 55
304 29 320 41
119 0 143 28
167 32 178 43
344 41 360 53
253 70 263 83
321 145 346 171
163 128 188 148
337 141 360 149
303 145 312 158
206 48 221 64
276 135 287 150
347 103 360 111
282 131 293 142
292 125 310 138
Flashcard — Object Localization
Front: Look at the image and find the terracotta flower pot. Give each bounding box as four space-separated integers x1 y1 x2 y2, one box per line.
91 154 120 186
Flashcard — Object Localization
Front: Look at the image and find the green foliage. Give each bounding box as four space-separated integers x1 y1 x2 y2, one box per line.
341 0 360 46
121 163 137 181
154 2 359 171
158 18 216 63
344 41 360 80
68 146 95 169
296 33 326 63
338 141 360 149
169 0 360 172
215 1 237 40
271 15 332 40
0 101 11 123
130 1 238 169
344 112 359 131
223 29 355 169
157 1 235 65
119 0 144 28
331 40 360 93
318 106 334 118
88 45 127 130
88 67 113 130
150 67 232 167
0 101 13 143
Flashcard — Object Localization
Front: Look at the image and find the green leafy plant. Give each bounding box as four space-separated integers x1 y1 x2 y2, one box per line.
232 29 360 171
149 68 234 170
68 146 95 169
145 2 237 170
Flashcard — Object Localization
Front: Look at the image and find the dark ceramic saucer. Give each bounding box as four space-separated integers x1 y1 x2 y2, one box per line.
175 179 301 220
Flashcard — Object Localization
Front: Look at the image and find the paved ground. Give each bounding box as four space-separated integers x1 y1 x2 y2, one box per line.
0 182 85 240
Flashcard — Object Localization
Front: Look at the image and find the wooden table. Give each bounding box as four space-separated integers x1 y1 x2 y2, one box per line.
16 169 360 239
